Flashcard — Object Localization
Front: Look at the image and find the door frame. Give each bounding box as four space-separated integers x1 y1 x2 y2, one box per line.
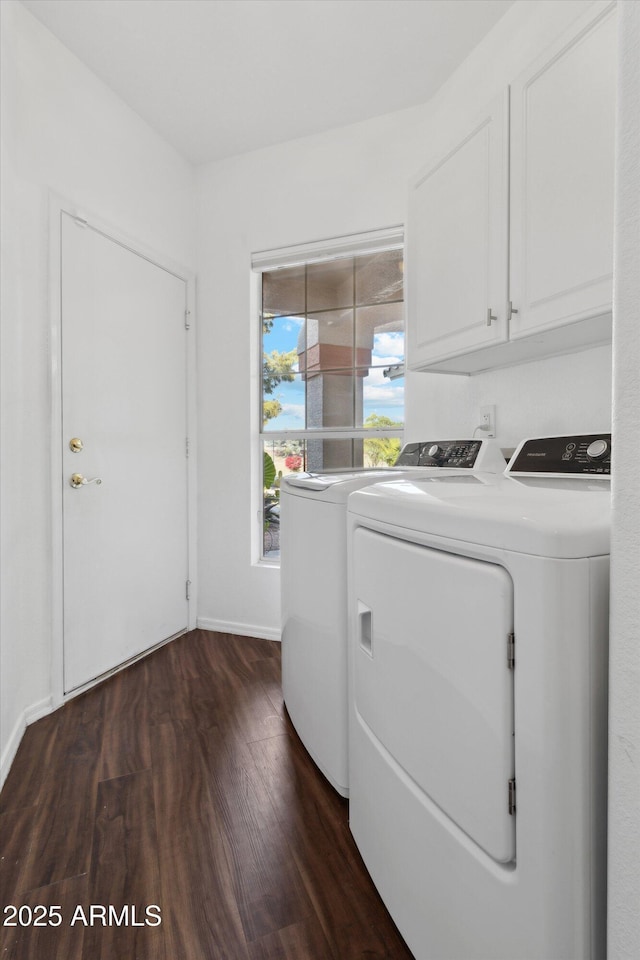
49 193 198 708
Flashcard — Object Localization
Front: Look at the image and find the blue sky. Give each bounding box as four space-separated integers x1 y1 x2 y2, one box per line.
263 315 404 431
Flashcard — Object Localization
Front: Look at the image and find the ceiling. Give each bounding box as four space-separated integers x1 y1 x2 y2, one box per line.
20 0 515 166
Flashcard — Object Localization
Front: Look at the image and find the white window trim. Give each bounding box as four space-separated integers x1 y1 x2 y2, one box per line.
252 225 403 272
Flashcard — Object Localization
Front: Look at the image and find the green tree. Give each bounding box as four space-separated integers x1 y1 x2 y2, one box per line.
262 317 297 425
363 413 402 466
263 398 282 425
263 347 297 394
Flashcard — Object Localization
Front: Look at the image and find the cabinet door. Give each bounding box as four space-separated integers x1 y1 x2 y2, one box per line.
407 91 509 368
510 1 616 339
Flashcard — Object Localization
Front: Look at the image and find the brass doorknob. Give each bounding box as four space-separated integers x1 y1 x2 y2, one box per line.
70 473 102 488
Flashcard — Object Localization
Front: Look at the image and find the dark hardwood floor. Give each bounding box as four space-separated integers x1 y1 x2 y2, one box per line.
0 630 414 959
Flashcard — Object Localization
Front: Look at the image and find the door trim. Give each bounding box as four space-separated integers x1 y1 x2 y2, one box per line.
49 193 198 708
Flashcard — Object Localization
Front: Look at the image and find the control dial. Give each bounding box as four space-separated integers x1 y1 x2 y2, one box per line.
586 439 609 460
427 444 440 458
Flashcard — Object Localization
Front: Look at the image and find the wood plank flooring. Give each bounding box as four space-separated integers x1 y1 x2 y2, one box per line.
0 630 414 959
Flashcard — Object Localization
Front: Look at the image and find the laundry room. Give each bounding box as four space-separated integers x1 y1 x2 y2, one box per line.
1 1 638 959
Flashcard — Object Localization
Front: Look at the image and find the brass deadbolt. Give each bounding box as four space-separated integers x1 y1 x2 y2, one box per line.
69 437 84 453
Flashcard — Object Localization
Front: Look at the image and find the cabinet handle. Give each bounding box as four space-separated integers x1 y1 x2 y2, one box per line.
487 308 498 327
508 301 519 321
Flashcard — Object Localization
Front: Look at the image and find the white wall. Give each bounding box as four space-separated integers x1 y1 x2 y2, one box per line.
0 0 196 781
195 0 612 636
608 2 640 956
404 345 611 451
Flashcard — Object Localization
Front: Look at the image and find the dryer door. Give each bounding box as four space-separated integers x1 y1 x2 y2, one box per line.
353 528 515 862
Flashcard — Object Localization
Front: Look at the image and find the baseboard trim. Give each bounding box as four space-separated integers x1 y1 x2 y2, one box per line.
0 695 53 792
196 617 281 643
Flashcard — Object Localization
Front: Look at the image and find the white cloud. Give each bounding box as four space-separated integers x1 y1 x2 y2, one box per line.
282 403 305 417
283 317 304 331
372 352 402 365
363 382 405 406
373 331 404 360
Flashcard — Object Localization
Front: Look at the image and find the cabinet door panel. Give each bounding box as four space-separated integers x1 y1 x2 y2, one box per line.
510 1 616 338
407 92 509 368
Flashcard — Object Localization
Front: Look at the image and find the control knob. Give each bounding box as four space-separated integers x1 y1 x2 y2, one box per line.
586 439 609 460
427 444 440 458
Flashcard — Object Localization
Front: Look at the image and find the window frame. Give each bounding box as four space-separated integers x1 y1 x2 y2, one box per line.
253 227 405 564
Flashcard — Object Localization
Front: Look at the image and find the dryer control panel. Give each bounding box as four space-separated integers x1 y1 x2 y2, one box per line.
507 434 612 477
397 440 492 469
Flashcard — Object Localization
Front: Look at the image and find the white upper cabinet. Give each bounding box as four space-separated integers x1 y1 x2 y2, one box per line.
509 2 616 340
407 1 616 375
406 92 509 365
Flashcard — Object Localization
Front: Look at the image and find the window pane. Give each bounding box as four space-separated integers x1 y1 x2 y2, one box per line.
362 369 405 426
263 265 305 318
372 328 404 366
356 303 404 367
263 439 306 488
263 315 304 376
307 258 354 311
305 438 362 471
259 238 405 561
306 370 356 429
355 249 403 305
262 374 306 431
363 434 402 468
263 438 305 560
305 309 354 371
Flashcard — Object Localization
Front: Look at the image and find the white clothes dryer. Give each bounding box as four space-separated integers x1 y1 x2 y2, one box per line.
347 434 611 960
280 439 507 797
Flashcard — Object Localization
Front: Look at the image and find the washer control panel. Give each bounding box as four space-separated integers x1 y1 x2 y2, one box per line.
507 434 612 477
396 440 486 469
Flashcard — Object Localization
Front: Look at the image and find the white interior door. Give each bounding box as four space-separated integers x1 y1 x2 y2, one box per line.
61 212 189 693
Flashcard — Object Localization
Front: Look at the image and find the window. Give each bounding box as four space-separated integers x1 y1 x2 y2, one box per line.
255 229 405 560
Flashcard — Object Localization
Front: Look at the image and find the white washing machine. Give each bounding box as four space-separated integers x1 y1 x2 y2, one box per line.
347 434 611 960
280 439 507 797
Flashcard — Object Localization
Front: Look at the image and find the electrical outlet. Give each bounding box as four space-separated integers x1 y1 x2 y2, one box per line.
479 404 496 438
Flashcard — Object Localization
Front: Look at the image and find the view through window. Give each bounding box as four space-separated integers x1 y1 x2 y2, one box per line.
259 242 405 559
